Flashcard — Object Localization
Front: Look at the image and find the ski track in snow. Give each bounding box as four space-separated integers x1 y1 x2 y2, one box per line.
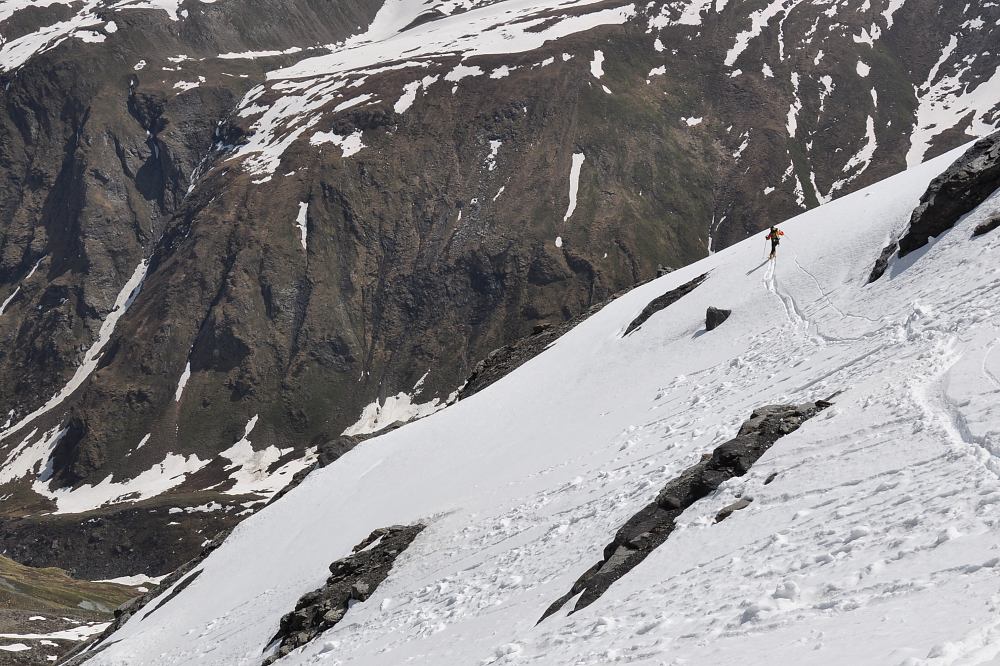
83 143 1000 666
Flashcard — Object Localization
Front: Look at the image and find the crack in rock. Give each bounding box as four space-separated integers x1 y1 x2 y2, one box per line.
539 400 831 622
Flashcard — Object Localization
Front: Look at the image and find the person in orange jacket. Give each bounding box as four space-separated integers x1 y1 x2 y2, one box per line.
767 225 785 260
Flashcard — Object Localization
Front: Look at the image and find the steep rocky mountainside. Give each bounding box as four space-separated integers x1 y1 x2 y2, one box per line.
65 144 1000 665
0 0 998 579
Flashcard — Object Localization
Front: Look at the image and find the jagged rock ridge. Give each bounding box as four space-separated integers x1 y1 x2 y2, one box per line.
261 524 425 665
869 130 1000 281
540 400 830 621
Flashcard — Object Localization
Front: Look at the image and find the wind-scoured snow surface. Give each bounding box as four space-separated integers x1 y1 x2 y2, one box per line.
87 146 1000 664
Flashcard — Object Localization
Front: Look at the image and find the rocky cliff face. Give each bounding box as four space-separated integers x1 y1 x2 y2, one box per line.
868 130 1000 281
0 0 998 578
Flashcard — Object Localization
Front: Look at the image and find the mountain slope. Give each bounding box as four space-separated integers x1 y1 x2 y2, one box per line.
0 555 145 665
74 143 1000 664
1 0 999 578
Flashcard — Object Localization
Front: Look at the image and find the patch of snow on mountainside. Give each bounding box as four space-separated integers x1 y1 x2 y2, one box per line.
0 623 109 642
0 0 104 72
83 144 1000 665
563 152 585 221
589 49 604 78
225 0 634 177
0 426 66 487
97 574 168 586
295 202 309 251
219 415 318 496
907 34 1000 167
829 115 878 196
0 287 21 316
310 128 366 156
33 452 210 514
0 0 76 24
174 361 191 401
342 392 447 437
724 0 803 68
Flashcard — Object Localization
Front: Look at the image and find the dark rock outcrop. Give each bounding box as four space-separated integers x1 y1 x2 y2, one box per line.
867 241 899 283
973 215 1000 238
540 400 831 621
623 273 709 337
870 131 1000 282
705 306 731 331
262 525 425 665
898 132 1000 256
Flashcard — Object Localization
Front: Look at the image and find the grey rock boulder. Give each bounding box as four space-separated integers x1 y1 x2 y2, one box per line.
706 307 732 331
973 215 1000 238
714 497 753 523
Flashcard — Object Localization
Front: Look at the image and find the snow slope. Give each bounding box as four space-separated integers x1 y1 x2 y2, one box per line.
86 145 1000 665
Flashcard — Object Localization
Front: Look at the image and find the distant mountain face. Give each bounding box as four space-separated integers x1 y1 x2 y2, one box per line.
0 0 997 576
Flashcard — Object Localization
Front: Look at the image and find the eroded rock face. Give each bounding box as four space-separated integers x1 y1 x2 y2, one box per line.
262 525 425 665
540 400 831 621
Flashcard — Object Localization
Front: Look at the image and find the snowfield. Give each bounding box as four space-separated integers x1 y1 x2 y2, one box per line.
86 144 1000 665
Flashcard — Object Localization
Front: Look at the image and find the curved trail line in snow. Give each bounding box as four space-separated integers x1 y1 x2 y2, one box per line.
982 336 1000 392
912 338 1000 479
763 260 832 346
791 255 885 327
